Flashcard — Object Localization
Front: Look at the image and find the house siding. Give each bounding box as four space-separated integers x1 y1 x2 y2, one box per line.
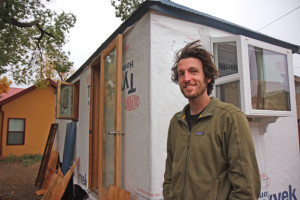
1 86 56 157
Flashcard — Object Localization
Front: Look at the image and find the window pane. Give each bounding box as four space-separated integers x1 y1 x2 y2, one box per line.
59 84 74 117
216 81 240 108
8 119 24 131
7 131 24 145
102 49 116 189
248 45 290 111
213 42 238 77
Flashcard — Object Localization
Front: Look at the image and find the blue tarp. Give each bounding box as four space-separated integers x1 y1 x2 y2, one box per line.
62 122 77 175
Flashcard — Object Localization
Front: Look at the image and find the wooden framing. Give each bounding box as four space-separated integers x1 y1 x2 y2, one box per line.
88 63 100 189
114 34 123 187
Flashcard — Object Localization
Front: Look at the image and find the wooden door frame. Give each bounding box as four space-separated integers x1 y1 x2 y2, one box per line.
99 34 123 190
88 60 101 189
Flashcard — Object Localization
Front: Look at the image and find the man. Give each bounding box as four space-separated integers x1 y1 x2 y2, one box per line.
163 40 261 199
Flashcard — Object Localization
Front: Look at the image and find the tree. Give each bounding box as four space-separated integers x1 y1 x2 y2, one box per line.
111 0 145 21
0 0 76 87
0 76 12 95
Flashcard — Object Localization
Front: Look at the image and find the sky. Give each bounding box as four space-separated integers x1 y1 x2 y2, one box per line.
12 0 300 87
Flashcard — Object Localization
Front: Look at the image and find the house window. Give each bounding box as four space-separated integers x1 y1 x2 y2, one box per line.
7 118 25 145
56 81 80 120
214 41 238 77
212 35 295 117
216 81 240 108
248 45 290 111
212 36 243 110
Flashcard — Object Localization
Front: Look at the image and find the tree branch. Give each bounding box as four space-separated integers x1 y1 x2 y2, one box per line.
10 17 55 51
10 17 40 28
10 17 55 39
36 24 55 39
2 5 55 62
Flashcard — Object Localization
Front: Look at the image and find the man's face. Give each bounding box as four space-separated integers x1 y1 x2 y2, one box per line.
177 57 211 100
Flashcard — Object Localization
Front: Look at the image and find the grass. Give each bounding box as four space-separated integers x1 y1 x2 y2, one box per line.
1 153 42 167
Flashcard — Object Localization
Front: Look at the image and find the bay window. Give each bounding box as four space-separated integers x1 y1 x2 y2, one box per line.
212 35 295 117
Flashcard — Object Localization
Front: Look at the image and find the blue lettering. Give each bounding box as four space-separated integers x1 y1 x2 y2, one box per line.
268 185 297 200
289 185 297 200
122 71 136 94
78 173 87 186
282 191 288 200
128 73 136 94
122 71 129 91
122 60 134 71
260 191 268 198
128 60 133 69
273 193 281 200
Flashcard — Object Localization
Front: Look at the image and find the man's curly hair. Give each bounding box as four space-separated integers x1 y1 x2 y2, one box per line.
171 40 219 95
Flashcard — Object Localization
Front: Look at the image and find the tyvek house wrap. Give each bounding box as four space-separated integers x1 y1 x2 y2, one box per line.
121 12 152 198
56 9 300 200
121 11 300 200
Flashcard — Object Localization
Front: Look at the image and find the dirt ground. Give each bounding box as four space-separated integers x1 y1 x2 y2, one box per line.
0 161 42 200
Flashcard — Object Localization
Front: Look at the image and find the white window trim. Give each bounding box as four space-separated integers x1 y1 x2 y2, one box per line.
211 35 296 117
242 36 296 117
212 36 246 113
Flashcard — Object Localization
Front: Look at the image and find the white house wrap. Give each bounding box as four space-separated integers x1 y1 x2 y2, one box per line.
54 1 300 199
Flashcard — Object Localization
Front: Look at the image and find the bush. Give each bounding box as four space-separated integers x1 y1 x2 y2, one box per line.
1 153 42 167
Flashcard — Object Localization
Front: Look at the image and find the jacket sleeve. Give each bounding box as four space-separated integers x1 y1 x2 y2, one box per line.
163 122 173 199
226 111 261 200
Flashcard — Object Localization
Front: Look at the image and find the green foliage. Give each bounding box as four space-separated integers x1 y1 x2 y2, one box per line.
111 0 145 21
0 0 76 85
1 153 42 167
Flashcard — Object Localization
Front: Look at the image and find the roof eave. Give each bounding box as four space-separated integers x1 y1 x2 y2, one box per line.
0 79 57 106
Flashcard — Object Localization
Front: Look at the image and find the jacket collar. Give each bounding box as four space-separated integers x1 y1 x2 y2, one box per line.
176 97 219 121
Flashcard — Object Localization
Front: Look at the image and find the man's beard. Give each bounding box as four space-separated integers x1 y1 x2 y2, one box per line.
180 82 207 100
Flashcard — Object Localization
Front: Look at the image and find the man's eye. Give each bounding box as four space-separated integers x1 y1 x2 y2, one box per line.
191 70 198 74
178 72 184 77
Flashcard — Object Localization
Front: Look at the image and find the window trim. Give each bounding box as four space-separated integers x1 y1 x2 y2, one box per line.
212 36 246 113
243 37 296 117
7 118 26 145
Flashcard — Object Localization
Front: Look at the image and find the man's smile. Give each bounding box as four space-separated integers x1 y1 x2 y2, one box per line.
183 83 196 89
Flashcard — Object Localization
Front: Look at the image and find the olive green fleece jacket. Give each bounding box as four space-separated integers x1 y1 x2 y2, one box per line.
163 97 261 200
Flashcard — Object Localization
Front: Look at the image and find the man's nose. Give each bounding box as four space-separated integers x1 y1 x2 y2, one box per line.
184 72 191 81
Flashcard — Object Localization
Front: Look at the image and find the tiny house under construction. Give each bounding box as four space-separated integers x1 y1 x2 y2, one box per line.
54 0 300 199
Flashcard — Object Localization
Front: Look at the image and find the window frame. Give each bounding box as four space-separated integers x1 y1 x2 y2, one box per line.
212 36 246 113
243 37 296 117
7 118 26 145
212 35 296 117
56 80 79 120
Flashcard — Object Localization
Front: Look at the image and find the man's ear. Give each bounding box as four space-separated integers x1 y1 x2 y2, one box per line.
206 78 211 84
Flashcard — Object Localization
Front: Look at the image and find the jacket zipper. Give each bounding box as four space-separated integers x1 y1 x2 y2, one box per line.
181 115 204 200
182 129 191 200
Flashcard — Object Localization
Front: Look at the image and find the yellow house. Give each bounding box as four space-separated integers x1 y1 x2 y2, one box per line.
0 80 57 158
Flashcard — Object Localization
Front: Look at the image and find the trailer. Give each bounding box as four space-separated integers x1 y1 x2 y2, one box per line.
54 0 300 199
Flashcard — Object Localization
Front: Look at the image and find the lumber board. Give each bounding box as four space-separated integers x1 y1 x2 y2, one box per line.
107 185 130 200
36 123 58 188
42 158 79 200
36 151 59 196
